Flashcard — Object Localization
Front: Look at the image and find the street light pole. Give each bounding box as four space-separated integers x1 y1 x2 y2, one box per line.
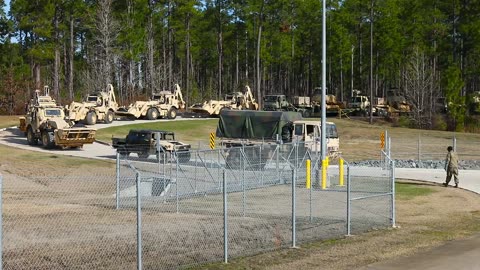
321 0 327 161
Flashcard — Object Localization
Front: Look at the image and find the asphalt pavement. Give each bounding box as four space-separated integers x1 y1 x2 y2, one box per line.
361 167 480 270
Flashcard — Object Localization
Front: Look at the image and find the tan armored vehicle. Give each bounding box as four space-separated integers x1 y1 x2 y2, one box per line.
116 84 185 120
189 85 259 116
19 86 96 149
66 84 119 125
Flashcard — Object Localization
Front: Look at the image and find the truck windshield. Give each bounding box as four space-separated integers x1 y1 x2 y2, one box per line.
294 124 303 136
45 109 62 117
264 96 278 102
351 97 362 103
129 132 150 143
87 96 98 102
326 123 338 138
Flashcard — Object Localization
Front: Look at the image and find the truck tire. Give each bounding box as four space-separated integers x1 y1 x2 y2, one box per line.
302 109 312 118
86 111 97 125
27 127 38 145
105 110 114 124
147 108 159 120
138 152 149 159
41 130 55 149
167 108 177 119
118 148 130 158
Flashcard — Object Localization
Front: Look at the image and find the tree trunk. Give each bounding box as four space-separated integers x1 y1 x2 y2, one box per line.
53 6 60 101
147 0 155 94
69 13 74 100
256 1 265 108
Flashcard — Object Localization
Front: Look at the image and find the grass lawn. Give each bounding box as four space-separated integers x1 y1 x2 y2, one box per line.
0 115 21 129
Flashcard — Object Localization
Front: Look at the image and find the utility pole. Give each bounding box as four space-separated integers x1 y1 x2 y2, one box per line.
369 0 374 124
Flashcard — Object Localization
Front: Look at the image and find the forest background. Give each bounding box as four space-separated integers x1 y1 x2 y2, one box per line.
0 0 479 132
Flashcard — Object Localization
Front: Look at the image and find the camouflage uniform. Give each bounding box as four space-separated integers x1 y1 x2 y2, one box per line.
444 148 459 187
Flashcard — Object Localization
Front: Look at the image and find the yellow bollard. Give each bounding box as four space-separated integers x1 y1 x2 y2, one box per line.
322 159 327 189
306 159 311 189
339 158 345 186
326 156 329 167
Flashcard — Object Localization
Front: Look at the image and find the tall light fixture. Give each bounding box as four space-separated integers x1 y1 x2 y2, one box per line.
321 0 327 161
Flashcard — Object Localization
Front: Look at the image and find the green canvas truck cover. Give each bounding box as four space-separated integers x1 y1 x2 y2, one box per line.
216 110 302 140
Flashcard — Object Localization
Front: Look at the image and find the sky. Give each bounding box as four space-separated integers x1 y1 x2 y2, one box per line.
3 0 9 15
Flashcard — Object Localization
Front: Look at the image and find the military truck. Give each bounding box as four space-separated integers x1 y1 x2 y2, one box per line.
111 129 191 163
116 84 186 120
216 110 340 168
66 84 119 125
188 85 259 117
262 94 311 117
19 87 96 149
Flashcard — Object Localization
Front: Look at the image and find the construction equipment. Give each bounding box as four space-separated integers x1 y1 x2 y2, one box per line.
386 89 411 115
19 86 96 149
66 84 119 125
292 88 345 117
189 85 259 117
116 84 186 120
263 94 311 117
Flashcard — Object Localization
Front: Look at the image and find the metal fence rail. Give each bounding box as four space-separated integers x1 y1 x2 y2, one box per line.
1 141 395 270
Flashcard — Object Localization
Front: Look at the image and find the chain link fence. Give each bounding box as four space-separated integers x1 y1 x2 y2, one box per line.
385 131 480 161
1 141 395 269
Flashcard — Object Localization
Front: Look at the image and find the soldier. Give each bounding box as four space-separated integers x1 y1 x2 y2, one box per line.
443 146 459 188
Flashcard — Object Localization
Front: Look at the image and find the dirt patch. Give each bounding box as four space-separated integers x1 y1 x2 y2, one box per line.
198 180 479 270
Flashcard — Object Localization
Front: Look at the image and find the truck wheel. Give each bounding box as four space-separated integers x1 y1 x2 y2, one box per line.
302 110 312 118
27 127 38 145
138 152 149 159
41 130 55 149
86 111 97 125
167 108 177 119
147 108 159 120
105 110 114 124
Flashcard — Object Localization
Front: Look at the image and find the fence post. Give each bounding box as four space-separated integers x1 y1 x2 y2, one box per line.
346 163 351 236
223 168 228 264
277 144 282 184
176 154 179 213
391 160 396 228
136 172 142 270
116 152 120 210
242 146 246 217
291 142 297 248
417 134 421 162
453 135 457 151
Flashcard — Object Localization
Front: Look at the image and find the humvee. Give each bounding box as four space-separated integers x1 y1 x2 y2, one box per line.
112 129 191 163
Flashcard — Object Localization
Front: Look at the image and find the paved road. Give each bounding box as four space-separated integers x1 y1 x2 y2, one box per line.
0 117 213 160
362 167 480 270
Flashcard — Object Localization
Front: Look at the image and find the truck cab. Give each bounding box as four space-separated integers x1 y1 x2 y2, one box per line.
292 120 339 155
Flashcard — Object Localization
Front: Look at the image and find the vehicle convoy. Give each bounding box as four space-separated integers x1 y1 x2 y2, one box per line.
115 84 186 120
216 110 339 168
262 94 311 117
66 84 119 125
189 85 259 117
112 129 191 163
19 86 96 149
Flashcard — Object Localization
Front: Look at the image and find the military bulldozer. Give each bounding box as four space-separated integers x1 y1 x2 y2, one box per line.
188 85 259 117
19 86 96 149
66 84 119 125
115 84 185 120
